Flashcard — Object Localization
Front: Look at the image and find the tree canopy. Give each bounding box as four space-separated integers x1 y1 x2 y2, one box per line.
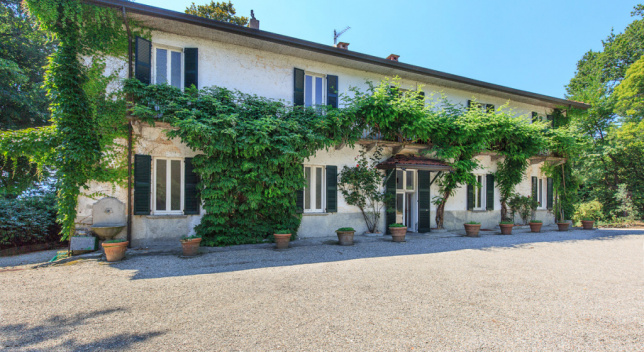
185 1 248 26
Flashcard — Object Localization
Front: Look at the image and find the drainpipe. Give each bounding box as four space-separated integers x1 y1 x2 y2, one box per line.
122 7 134 247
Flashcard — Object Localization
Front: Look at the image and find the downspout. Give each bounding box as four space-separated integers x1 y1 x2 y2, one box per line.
122 6 134 247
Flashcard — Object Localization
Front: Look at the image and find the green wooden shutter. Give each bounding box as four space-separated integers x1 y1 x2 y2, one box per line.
385 169 396 234
531 112 538 123
134 154 151 215
184 48 198 89
184 158 200 215
532 176 538 200
135 36 152 85
326 165 337 213
296 189 304 214
466 183 474 210
486 104 495 113
547 177 554 210
326 75 338 108
486 174 494 210
546 114 554 128
418 91 425 102
293 68 304 106
467 100 472 109
418 171 431 233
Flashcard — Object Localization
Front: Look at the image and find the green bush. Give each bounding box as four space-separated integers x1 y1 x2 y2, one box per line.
508 194 539 225
389 223 406 228
575 200 603 222
336 227 355 232
500 220 514 225
465 221 481 225
0 192 60 248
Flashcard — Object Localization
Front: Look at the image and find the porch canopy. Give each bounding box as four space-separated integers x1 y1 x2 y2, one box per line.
376 154 452 171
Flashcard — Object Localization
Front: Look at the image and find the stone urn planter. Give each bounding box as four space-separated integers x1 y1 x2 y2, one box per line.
557 222 570 231
389 224 407 242
180 236 202 256
274 232 292 250
336 228 355 246
464 222 481 237
499 222 514 235
102 240 128 262
529 221 543 233
581 220 595 230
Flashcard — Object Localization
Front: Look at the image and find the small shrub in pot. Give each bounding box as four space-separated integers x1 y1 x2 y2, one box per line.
529 219 543 233
464 221 481 237
273 229 292 250
336 227 355 246
388 223 407 242
499 220 513 235
180 235 202 256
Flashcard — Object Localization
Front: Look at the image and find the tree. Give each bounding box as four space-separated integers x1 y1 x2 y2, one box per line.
566 4 644 219
0 0 54 130
185 1 248 26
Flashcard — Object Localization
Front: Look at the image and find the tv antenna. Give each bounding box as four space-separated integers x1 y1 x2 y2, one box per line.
334 26 351 45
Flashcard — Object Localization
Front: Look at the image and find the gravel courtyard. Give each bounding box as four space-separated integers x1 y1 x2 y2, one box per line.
1 228 643 351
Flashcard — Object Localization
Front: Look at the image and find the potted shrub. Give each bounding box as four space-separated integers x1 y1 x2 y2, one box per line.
499 220 513 235
575 200 602 230
180 235 202 256
336 227 355 246
464 221 481 237
556 221 569 231
529 220 543 233
274 230 292 250
102 239 128 262
389 223 407 242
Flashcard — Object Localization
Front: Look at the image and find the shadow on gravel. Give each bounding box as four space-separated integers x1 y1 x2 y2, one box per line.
107 229 643 280
0 308 164 351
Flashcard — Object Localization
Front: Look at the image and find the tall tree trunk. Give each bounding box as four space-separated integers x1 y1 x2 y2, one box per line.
435 189 451 229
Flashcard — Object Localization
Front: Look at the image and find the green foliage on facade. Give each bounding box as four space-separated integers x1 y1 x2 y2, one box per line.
124 80 360 245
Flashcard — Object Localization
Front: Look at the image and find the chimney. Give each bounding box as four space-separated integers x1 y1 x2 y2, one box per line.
249 10 259 29
335 42 350 50
386 54 400 62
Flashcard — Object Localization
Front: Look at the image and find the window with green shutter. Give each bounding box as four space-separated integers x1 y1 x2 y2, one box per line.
134 154 151 215
385 169 396 233
532 176 538 200
418 171 431 233
184 48 198 89
486 174 494 210
325 165 338 213
184 158 200 215
293 68 304 106
326 75 338 108
135 36 151 85
547 178 554 210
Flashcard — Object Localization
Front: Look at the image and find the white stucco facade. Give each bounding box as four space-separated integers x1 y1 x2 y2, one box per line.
75 9 570 245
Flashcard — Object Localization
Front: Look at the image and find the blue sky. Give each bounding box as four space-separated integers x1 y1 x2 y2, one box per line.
137 0 638 99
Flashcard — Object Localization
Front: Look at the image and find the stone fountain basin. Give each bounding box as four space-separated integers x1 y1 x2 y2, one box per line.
91 224 126 240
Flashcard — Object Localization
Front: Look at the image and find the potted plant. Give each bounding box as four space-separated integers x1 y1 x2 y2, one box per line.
102 239 128 262
336 227 355 246
574 200 602 230
180 235 202 256
464 221 481 237
556 220 569 231
389 223 407 242
274 230 292 250
529 219 543 232
499 220 513 235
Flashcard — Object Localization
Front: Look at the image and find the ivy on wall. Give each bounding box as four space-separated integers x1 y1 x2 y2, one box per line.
124 81 361 245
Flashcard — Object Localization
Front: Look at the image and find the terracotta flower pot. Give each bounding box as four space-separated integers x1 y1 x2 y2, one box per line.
581 220 595 230
180 237 202 256
464 224 481 237
274 233 291 249
529 222 543 233
389 227 407 242
102 241 128 262
557 222 569 231
499 223 513 235
336 231 355 246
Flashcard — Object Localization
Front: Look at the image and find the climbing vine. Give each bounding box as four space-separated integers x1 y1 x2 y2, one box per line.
0 0 144 239
124 80 360 245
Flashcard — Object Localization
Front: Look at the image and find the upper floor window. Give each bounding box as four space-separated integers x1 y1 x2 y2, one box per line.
467 100 495 113
305 74 326 107
154 46 182 89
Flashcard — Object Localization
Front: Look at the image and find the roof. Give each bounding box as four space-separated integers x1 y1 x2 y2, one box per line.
376 155 452 172
85 0 590 110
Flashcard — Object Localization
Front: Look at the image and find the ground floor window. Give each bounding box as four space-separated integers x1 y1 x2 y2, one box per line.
304 165 325 213
473 174 486 210
154 158 184 214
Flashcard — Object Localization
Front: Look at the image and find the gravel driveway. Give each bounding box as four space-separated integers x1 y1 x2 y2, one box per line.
1 228 643 351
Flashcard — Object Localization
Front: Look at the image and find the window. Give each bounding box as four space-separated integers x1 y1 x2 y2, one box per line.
468 100 495 113
473 175 486 210
304 166 325 212
154 46 182 89
538 177 547 209
395 170 415 191
304 74 325 107
153 158 184 214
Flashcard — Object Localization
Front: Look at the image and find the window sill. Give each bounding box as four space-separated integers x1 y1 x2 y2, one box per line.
302 213 329 217
145 214 188 219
